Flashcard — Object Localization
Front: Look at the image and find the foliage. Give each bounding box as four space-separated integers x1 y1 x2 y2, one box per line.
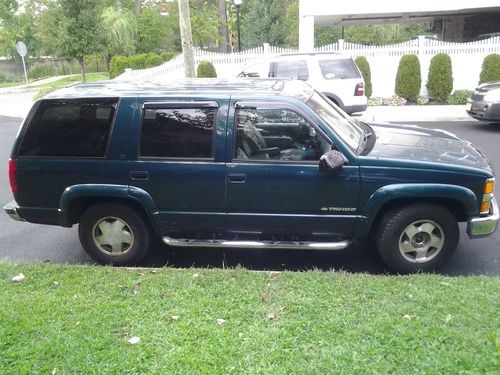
0 12 39 59
35 0 106 82
315 26 342 47
101 6 137 57
197 60 217 78
447 90 473 105
395 54 421 102
427 53 453 102
417 97 429 105
129 53 147 69
354 56 372 98
1 263 499 373
109 55 130 79
191 5 218 49
137 7 171 53
479 54 500 84
28 62 55 80
160 51 177 62
346 23 432 46
144 53 162 68
0 0 16 21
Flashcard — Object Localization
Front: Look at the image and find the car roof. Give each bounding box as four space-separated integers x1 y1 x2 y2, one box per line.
43 78 315 102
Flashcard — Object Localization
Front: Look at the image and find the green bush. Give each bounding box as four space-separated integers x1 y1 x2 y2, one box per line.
354 56 372 98
395 55 421 102
55 61 81 76
109 56 130 79
129 53 148 69
197 60 217 78
28 62 55 80
447 90 473 105
160 51 177 62
427 53 453 102
479 54 500 84
145 53 162 68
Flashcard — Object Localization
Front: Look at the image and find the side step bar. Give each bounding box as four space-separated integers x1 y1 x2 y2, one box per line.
163 236 350 251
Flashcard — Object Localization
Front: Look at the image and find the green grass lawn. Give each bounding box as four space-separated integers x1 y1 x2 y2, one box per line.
0 263 498 374
0 81 25 88
33 72 110 99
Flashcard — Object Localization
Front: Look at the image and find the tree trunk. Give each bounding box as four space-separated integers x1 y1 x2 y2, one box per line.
79 58 87 82
134 0 141 16
217 0 228 52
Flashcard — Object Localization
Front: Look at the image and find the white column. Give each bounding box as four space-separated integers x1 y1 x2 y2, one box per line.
299 15 315 52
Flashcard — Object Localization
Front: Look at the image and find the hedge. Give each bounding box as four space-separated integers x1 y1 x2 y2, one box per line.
479 54 500 84
394 55 421 102
427 53 453 102
109 53 164 79
197 60 217 78
354 56 372 98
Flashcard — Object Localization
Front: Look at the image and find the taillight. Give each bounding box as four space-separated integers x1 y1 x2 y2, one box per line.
8 159 17 195
355 82 364 96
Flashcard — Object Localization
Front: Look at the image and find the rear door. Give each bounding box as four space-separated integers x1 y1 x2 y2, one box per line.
128 99 228 236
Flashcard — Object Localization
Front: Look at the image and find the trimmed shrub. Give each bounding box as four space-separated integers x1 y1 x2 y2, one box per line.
479 53 500 84
129 53 148 69
160 51 177 62
427 53 453 102
354 56 372 98
197 60 217 78
28 62 55 80
145 53 162 68
447 90 473 105
109 56 130 79
395 54 421 102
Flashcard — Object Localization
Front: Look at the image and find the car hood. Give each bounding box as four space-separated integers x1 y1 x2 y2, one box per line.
366 122 493 172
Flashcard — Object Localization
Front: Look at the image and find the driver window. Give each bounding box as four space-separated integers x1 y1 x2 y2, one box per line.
234 107 330 161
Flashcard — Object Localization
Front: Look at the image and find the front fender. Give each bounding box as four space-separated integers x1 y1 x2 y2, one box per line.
58 184 161 230
356 183 478 237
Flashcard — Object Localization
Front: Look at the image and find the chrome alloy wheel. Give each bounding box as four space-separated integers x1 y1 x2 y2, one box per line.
398 220 445 263
92 216 134 256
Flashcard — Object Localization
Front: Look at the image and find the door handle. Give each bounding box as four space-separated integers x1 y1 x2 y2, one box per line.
130 171 149 181
227 173 246 184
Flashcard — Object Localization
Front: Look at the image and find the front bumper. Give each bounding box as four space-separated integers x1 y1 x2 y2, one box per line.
466 99 500 122
467 197 499 238
3 200 25 222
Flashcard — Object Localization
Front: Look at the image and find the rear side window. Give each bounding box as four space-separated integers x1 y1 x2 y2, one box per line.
272 60 309 80
140 107 216 158
20 98 117 157
318 59 360 79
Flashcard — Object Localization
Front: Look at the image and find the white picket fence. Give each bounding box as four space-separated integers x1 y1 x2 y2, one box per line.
116 37 500 97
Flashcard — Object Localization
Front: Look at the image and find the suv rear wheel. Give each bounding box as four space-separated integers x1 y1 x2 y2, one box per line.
78 203 150 265
376 204 459 273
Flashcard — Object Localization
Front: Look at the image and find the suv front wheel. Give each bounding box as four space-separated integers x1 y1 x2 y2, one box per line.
78 203 151 265
376 204 459 273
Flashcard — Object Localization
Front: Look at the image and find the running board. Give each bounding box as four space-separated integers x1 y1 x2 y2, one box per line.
162 237 351 250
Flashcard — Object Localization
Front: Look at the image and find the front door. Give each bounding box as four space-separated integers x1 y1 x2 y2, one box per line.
225 101 360 239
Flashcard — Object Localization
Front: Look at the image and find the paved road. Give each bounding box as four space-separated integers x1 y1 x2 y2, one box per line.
0 115 499 275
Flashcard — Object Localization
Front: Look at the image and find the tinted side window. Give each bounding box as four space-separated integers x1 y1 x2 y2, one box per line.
318 59 360 79
20 98 117 157
140 107 216 158
273 60 309 80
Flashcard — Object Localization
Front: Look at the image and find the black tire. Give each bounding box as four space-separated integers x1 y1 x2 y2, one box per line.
376 204 459 273
78 203 151 266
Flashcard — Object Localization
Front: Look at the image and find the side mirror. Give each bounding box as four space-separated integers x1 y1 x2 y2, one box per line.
319 150 348 171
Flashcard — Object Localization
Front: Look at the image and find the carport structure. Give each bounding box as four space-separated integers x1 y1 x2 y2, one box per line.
299 0 500 50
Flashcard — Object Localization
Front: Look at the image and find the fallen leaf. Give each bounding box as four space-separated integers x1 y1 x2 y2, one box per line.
128 336 140 345
51 368 57 375
267 313 276 321
440 281 451 286
445 314 453 323
75 321 80 326
279 305 287 311
403 314 412 321
52 281 59 286
408 294 413 299
193 273 199 278
169 315 179 321
216 318 226 325
11 273 25 282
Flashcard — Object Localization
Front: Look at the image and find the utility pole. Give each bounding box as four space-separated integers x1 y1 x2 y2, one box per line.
177 0 196 78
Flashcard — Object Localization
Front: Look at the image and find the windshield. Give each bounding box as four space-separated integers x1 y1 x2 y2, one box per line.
306 91 364 151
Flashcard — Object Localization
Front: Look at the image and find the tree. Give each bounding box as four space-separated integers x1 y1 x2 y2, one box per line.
427 53 453 102
355 56 372 98
36 0 105 82
217 0 228 52
137 7 173 53
102 6 137 67
479 54 500 84
0 0 16 22
395 54 421 102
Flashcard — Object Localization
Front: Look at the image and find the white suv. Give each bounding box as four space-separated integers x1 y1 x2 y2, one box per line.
237 52 367 114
